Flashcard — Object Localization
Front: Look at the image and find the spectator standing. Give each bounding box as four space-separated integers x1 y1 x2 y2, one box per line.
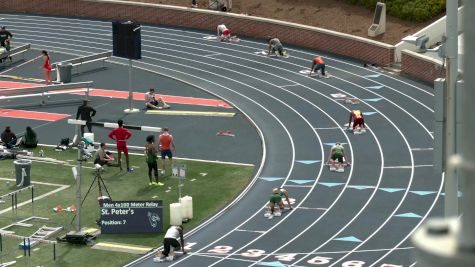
158 127 175 174
108 120 133 172
41 50 52 85
145 135 163 186
0 26 13 48
76 100 96 136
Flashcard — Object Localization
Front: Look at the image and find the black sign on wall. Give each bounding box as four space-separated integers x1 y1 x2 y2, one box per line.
112 21 142 60
100 201 163 234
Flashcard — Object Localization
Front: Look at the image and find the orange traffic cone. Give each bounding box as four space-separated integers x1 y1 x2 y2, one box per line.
66 205 77 212
53 205 64 213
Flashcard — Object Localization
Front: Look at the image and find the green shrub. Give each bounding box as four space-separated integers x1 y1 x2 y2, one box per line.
345 0 446 22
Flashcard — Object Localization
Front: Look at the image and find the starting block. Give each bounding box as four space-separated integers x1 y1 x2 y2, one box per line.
349 127 366 134
216 130 235 137
329 165 345 172
255 50 289 58
299 69 331 78
204 35 240 42
344 98 360 105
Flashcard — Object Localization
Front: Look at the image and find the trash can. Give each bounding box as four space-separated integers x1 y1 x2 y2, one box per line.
56 62 73 83
14 159 32 187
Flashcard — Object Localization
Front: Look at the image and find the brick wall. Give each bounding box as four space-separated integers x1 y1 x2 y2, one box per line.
401 50 445 84
0 0 395 66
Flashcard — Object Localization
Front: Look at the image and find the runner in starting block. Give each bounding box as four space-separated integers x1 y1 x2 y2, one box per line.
273 187 293 209
310 56 330 78
217 24 231 42
326 142 349 172
348 110 367 134
267 37 287 57
153 225 187 262
264 188 287 219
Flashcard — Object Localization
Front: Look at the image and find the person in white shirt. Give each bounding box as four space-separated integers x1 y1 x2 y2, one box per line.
155 225 186 261
216 24 231 41
144 88 170 110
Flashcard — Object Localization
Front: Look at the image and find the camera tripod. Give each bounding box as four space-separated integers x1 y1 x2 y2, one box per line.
70 168 112 225
82 168 112 205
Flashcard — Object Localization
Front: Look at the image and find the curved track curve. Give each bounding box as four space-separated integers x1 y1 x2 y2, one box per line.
1 14 443 267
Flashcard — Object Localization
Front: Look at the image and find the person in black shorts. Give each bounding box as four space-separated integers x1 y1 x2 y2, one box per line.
76 100 96 137
0 27 13 48
145 135 163 186
154 225 186 262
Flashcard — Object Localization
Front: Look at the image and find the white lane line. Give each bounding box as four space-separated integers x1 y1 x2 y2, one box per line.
315 127 341 130
235 229 266 234
409 262 417 267
90 40 327 267
135 30 434 141
384 165 433 169
297 207 327 211
142 29 434 136
136 56 330 267
111 29 365 267
149 37 411 267
0 177 66 187
4 14 433 97
28 21 436 267
129 36 393 267
11 21 434 141
97 32 398 263
280 84 299 87
368 174 444 267
133 43 367 267
37 143 255 167
411 148 433 151
203 53 222 57
26 31 392 267
196 246 415 256
143 26 435 109
10 18 424 267
0 41 277 267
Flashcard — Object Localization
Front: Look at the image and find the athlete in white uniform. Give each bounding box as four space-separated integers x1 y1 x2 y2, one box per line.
216 24 231 41
155 225 186 262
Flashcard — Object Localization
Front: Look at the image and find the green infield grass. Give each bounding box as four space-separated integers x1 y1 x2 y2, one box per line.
0 146 255 266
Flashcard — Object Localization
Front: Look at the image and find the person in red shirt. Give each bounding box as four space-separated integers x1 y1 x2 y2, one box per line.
41 50 52 85
158 127 175 174
348 110 366 133
310 56 326 76
108 119 133 172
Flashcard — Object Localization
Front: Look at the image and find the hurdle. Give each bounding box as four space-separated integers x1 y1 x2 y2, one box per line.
0 231 58 266
0 185 35 217
4 44 31 63
51 51 112 74
91 121 162 133
0 81 93 106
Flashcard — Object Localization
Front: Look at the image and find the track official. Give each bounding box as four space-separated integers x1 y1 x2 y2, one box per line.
76 100 96 136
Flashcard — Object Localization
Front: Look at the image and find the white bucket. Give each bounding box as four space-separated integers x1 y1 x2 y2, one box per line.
169 203 182 226
179 196 193 219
